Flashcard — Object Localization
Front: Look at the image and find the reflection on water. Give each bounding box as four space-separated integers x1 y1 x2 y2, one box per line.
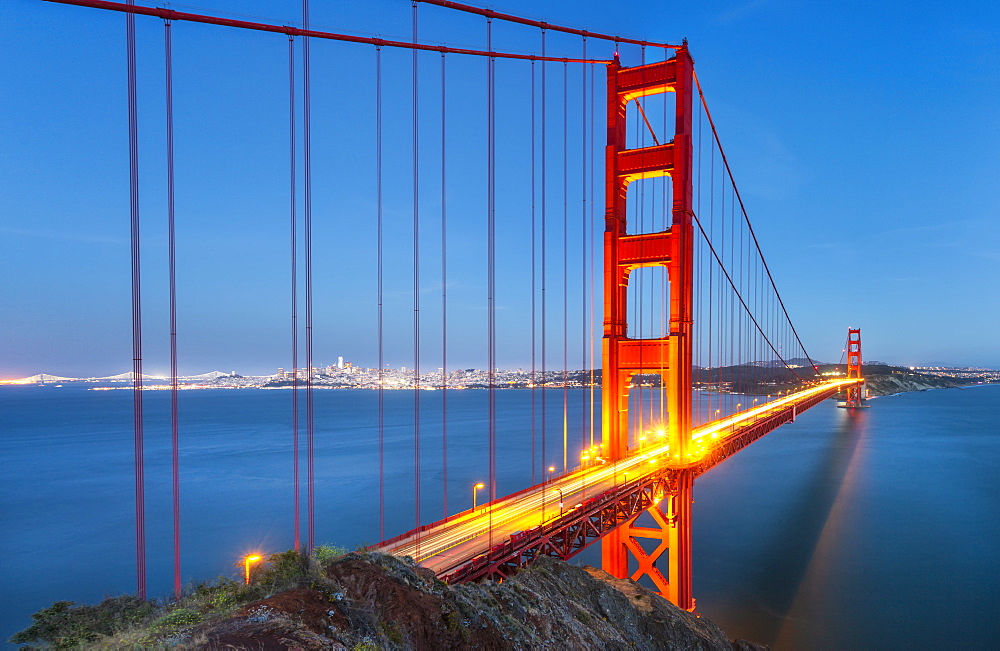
772 409 868 648
695 387 1000 649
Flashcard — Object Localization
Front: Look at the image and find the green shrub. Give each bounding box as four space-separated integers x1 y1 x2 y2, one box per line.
10 596 154 648
138 607 202 645
255 549 307 589
313 544 347 567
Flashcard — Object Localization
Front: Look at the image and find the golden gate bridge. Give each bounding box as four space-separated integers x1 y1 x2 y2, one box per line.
35 0 865 614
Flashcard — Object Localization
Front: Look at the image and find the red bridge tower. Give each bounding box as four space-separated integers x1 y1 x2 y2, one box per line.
843 328 866 408
600 46 695 610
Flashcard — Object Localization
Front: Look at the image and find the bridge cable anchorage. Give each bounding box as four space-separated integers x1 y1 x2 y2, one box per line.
125 0 146 602
413 0 683 50
163 14 181 600
42 1 611 63
412 0 422 557
440 51 448 519
375 44 385 543
693 71 819 374
288 31 300 554
302 0 315 554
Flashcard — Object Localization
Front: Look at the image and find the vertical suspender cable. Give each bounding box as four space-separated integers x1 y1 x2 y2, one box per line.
539 29 547 479
708 139 714 418
440 52 448 518
580 38 588 452
288 34 300 552
302 0 315 553
529 59 537 485
635 48 645 439
376 45 385 541
487 15 496 505
561 61 568 472
412 0 422 551
486 16 497 546
125 0 146 601
164 16 181 599
695 90 703 423
588 61 595 447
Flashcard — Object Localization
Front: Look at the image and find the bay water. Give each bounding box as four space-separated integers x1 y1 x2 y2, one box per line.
1 383 997 648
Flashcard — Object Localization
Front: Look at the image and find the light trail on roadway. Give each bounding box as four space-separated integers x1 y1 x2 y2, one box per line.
380 379 859 574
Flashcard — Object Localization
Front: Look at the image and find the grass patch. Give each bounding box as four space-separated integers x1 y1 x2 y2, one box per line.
10 544 348 648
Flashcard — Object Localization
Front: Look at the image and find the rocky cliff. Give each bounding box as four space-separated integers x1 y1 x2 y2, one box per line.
862 368 970 397
191 553 761 650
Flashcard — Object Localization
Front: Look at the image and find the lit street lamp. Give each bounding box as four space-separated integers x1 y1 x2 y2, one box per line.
543 465 555 520
472 483 485 510
244 554 263 585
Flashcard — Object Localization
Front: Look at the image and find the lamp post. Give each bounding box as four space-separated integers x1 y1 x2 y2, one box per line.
472 483 485 510
543 465 555 520
557 488 564 515
244 554 262 585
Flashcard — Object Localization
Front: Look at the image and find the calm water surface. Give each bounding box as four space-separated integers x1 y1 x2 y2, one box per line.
1 384 998 648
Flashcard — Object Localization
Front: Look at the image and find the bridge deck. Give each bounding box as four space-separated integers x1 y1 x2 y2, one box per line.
377 379 859 579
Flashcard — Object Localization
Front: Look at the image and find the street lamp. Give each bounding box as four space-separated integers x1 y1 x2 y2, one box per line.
557 488 564 515
472 483 485 510
244 554 263 585
543 466 555 520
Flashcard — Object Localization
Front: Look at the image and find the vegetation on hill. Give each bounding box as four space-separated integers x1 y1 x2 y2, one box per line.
12 549 763 650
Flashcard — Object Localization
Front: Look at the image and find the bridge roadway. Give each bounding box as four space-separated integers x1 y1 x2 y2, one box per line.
377 379 860 578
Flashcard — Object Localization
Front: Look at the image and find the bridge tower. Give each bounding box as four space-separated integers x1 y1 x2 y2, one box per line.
843 328 866 408
600 46 695 610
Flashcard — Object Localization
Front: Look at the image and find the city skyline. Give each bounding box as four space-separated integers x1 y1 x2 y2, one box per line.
2 0 998 378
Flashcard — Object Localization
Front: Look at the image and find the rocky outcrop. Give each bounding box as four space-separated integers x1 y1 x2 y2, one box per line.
863 370 967 397
193 553 764 650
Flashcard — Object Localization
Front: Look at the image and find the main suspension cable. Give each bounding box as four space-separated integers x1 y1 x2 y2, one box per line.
694 71 818 372
414 0 682 49
44 1 612 63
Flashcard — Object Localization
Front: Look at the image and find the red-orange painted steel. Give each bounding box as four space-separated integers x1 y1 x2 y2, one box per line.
844 328 865 407
600 48 695 610
42 0 611 64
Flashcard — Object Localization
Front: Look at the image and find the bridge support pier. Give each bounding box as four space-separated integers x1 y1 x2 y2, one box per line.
600 46 695 610
601 470 693 610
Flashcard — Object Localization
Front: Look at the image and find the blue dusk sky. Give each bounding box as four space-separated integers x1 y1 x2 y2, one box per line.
1 0 998 377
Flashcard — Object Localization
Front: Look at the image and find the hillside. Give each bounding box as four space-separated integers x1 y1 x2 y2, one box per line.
12 552 763 650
